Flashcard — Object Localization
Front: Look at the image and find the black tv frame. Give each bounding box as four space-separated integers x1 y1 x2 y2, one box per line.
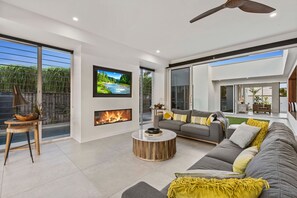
93 65 132 97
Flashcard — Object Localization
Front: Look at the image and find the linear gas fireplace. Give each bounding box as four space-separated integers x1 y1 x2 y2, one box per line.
94 109 132 126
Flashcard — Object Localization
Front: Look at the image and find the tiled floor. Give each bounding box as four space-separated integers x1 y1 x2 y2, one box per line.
0 127 214 198
0 117 291 198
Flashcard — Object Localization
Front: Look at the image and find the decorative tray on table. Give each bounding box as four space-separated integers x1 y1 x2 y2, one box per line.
144 128 163 137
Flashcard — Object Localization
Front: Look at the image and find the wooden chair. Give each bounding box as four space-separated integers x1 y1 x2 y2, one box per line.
4 125 34 165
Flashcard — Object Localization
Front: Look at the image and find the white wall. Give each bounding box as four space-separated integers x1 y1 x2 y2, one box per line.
0 2 169 143
211 57 285 81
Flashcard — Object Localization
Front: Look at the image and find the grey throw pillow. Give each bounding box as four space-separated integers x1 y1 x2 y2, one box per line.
175 169 245 179
229 123 261 148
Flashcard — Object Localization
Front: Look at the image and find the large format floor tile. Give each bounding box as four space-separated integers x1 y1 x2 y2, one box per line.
1 148 79 197
0 127 217 198
8 172 103 198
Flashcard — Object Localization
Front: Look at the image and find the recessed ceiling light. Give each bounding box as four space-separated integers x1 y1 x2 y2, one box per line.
270 12 277 18
72 17 79 21
156 50 160 54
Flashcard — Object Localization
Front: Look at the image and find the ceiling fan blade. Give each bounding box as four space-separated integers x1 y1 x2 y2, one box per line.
239 1 276 13
190 4 226 23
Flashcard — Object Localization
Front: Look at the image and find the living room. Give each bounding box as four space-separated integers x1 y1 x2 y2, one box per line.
0 0 297 198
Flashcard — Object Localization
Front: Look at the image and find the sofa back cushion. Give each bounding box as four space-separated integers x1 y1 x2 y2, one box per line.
245 122 297 197
191 110 213 118
172 109 192 123
261 122 297 152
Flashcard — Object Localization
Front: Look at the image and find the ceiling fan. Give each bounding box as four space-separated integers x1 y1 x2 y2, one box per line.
190 0 276 23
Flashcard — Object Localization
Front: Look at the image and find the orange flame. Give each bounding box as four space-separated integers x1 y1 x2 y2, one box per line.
95 110 131 125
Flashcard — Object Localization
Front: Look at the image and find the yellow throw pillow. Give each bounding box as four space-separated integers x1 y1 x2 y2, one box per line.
173 114 187 122
233 146 258 174
206 114 215 126
163 111 173 120
168 177 269 198
247 118 269 149
191 116 207 125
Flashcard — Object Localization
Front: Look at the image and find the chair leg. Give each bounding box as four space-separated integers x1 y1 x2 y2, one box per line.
26 132 34 163
4 133 14 166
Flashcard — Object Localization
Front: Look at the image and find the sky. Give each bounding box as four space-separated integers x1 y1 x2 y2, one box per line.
0 39 71 68
209 50 283 67
98 70 123 80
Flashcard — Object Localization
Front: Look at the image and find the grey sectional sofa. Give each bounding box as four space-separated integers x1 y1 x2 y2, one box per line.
122 122 297 198
154 109 228 144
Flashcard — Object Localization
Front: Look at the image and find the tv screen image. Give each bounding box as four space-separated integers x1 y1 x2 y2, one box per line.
93 66 132 97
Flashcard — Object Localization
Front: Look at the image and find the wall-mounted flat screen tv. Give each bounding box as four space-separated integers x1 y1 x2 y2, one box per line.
93 65 132 97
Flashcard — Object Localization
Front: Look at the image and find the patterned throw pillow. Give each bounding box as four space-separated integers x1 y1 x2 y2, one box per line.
163 111 173 120
173 114 187 122
247 118 269 149
191 116 207 125
168 177 269 198
233 146 258 174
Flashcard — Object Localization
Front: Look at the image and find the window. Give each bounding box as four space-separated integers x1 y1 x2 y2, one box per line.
171 68 190 110
0 38 72 145
139 68 154 123
220 86 234 113
42 47 71 140
0 39 38 144
210 50 283 67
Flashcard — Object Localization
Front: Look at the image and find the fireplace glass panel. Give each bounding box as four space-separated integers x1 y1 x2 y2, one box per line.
94 109 132 126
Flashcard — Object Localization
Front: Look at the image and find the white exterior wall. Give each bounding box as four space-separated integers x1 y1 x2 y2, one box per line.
211 57 285 81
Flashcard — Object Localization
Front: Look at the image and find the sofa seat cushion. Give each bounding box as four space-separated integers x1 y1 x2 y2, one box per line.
122 182 166 198
206 139 244 164
181 124 209 137
158 120 185 131
245 139 297 197
188 156 233 172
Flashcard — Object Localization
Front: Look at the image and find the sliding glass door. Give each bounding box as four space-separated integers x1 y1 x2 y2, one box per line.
171 68 190 110
220 85 234 113
41 47 71 140
0 38 72 145
139 68 154 124
0 39 38 145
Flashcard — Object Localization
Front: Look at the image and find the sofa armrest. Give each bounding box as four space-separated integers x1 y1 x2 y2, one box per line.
154 114 163 128
226 128 236 139
226 124 241 139
122 182 167 198
209 121 224 143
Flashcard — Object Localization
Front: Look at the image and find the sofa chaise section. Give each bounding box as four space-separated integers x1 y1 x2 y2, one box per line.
122 122 297 198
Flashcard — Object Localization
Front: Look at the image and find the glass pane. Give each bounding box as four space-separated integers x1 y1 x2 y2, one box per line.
41 47 71 140
0 39 37 145
280 83 287 113
171 68 190 110
140 69 153 122
220 86 234 112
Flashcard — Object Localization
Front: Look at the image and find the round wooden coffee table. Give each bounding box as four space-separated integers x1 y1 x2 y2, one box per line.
132 129 176 161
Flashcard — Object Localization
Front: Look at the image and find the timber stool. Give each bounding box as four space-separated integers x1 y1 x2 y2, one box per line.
4 125 34 165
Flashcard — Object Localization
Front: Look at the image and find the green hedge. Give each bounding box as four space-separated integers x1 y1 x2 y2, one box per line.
0 65 70 93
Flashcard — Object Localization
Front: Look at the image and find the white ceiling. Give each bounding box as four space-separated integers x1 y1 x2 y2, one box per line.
2 0 297 61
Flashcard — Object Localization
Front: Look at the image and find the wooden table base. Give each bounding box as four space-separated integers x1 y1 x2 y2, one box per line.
133 138 176 161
